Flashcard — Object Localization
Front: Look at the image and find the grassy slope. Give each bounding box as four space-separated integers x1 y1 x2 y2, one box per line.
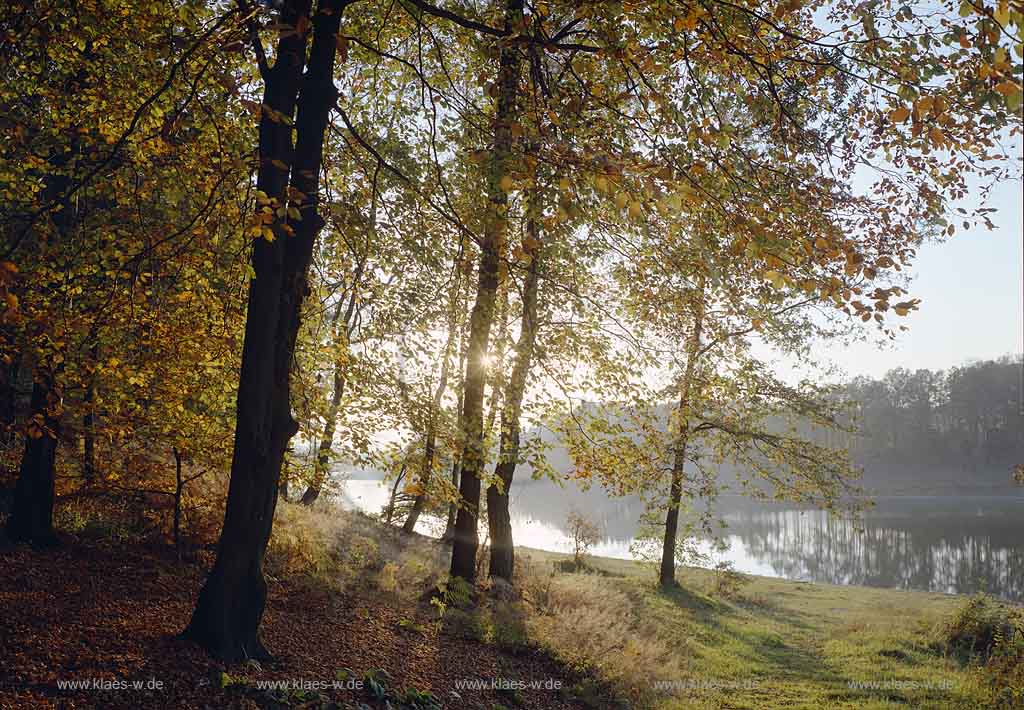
517 547 995 710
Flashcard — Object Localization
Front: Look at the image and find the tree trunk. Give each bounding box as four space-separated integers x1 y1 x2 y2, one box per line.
0 350 20 444
384 462 407 525
7 134 77 543
6 370 60 546
173 447 183 560
449 0 523 583
659 277 706 588
403 248 463 533
441 457 461 541
299 200 370 506
299 368 344 506
280 448 291 502
82 342 98 483
183 0 346 662
441 268 471 543
487 185 543 581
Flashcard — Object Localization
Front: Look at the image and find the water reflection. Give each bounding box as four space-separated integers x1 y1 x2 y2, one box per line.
337 477 1024 601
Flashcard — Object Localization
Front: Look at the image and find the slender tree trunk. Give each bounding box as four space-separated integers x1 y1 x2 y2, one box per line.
442 269 471 542
384 462 407 525
659 277 706 588
403 251 463 533
173 447 183 560
1 350 21 444
441 458 461 541
183 0 346 662
299 201 370 506
449 0 523 582
487 186 543 581
280 447 291 502
299 346 345 506
82 342 98 483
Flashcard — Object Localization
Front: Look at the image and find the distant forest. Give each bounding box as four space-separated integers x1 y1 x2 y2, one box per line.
510 355 1024 501
839 355 1023 493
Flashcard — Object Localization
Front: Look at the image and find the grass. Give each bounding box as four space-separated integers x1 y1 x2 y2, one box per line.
515 546 1021 709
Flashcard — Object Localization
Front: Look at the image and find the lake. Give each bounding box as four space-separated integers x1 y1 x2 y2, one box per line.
336 475 1024 602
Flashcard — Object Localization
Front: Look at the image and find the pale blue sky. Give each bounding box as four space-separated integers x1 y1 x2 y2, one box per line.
798 172 1023 381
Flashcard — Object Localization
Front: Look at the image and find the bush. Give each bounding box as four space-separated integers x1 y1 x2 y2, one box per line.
710 561 750 599
941 593 1021 661
940 593 1024 709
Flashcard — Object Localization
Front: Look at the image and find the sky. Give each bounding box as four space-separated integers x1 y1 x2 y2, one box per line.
770 156 1023 383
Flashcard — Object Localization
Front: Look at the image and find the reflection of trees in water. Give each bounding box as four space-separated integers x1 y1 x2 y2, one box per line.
730 509 1024 601
508 481 1024 601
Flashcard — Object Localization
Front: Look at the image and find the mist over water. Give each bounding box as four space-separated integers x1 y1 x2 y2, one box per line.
338 475 1024 602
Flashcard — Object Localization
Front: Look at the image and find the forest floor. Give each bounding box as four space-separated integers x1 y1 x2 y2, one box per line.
0 501 1016 710
0 519 603 709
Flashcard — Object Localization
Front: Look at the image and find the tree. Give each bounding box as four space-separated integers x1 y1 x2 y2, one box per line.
449 0 526 583
566 509 600 567
183 0 350 661
1 0 247 545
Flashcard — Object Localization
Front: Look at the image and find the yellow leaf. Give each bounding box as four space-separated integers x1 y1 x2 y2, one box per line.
889 106 911 123
994 0 1009 25
499 175 514 193
995 80 1019 96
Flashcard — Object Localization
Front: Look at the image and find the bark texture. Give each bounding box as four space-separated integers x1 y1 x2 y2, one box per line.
6 372 60 546
449 0 524 582
659 277 706 588
487 189 543 581
183 0 346 661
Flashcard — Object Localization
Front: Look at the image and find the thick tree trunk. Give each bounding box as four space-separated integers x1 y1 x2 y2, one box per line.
659 277 706 588
183 0 345 662
7 137 76 542
6 372 60 545
449 0 523 582
487 187 543 581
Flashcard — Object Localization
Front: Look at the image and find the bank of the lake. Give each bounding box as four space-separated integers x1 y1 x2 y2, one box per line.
338 477 1024 602
515 544 1022 709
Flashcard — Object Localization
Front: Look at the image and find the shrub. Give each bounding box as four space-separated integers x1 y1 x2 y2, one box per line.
940 593 1024 709
710 561 750 599
941 593 1021 661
